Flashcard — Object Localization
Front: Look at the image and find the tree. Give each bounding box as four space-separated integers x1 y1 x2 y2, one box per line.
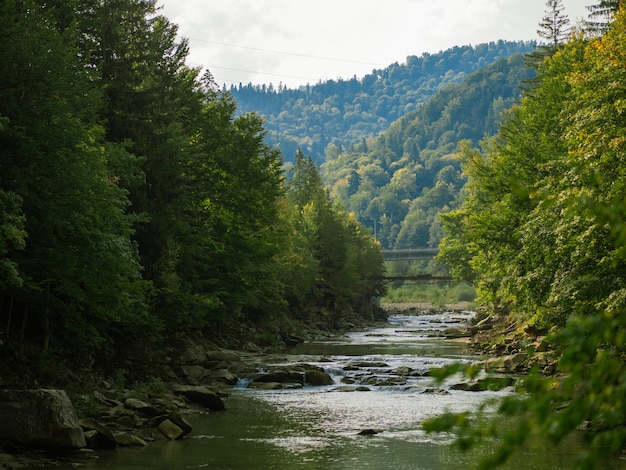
287 151 385 321
538 0 571 48
171 92 286 325
77 0 203 283
429 8 626 467
0 0 148 358
526 0 571 68
585 0 622 35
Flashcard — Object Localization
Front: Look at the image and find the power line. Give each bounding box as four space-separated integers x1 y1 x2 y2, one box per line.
189 62 319 82
188 37 385 67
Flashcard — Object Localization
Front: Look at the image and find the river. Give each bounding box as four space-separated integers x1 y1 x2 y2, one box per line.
51 309 625 469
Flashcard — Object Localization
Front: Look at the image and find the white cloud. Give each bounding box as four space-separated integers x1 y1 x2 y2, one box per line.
159 0 592 88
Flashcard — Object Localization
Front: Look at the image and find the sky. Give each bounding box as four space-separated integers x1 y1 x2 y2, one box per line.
159 0 592 89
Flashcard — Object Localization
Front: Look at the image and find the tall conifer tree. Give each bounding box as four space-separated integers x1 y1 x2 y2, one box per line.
586 0 622 35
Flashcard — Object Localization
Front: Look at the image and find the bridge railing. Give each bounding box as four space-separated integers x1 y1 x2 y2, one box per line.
381 248 439 261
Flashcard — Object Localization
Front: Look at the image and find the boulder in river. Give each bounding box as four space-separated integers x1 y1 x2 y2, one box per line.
166 408 193 436
333 385 371 392
248 381 285 390
443 327 470 339
253 369 305 384
158 419 184 440
0 389 86 449
209 368 239 385
114 433 148 447
251 365 333 387
305 369 334 386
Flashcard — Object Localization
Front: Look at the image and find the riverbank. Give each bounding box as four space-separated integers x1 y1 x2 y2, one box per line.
0 302 496 468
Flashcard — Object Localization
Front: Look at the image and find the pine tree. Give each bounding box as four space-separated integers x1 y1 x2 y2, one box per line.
585 0 622 35
538 0 571 48
526 0 571 71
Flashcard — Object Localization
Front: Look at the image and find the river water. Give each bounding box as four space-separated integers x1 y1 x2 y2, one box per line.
54 311 625 469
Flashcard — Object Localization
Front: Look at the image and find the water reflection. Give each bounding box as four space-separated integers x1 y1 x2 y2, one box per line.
43 312 626 469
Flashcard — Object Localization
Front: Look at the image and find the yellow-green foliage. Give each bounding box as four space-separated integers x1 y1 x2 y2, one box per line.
433 5 626 468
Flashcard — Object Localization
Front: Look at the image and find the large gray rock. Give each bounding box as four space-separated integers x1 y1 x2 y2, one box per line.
179 343 207 364
181 365 211 385
0 389 86 449
305 370 334 386
79 417 117 449
484 353 527 373
254 369 305 384
209 368 238 385
158 419 184 440
205 350 241 364
171 385 226 411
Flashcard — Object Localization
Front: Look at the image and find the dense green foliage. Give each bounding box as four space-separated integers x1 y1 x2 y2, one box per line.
285 151 386 321
431 4 626 467
0 0 384 371
321 55 534 250
230 42 534 164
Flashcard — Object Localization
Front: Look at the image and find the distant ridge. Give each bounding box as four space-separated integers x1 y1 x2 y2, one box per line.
229 40 535 164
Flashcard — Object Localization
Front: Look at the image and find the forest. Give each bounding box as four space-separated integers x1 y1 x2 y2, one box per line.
233 41 537 253
0 0 385 380
3 0 626 466
229 0 626 466
426 1 626 467
231 41 534 165
320 54 535 250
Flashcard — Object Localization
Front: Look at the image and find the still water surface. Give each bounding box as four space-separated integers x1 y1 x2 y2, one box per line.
55 312 626 469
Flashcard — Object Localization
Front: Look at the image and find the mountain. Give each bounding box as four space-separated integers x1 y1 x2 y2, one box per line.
229 41 534 164
321 53 535 250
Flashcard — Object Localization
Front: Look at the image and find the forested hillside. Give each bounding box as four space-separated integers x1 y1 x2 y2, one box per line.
322 54 535 250
0 0 385 379
428 2 626 467
230 41 534 164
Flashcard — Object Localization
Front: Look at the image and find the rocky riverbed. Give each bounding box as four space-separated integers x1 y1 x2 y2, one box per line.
0 302 557 468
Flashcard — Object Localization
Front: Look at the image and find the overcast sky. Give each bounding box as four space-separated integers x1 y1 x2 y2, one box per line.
159 0 592 89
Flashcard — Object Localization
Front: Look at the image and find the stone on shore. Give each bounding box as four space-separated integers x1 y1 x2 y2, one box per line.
0 389 86 449
484 353 527 373
124 398 166 417
79 417 118 449
171 384 226 411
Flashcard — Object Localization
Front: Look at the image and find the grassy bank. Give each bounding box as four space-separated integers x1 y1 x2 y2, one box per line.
381 281 477 308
